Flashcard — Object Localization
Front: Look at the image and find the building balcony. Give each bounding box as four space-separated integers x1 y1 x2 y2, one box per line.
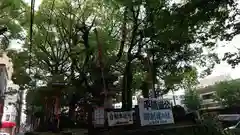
201 99 222 110
201 99 218 105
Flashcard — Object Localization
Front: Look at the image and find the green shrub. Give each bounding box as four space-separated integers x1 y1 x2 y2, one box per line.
199 115 230 135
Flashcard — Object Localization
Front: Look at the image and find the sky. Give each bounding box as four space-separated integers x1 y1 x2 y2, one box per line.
19 0 240 81
210 35 240 80
23 0 42 10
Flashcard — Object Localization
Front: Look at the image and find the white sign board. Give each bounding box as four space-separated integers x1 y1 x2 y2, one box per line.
107 111 134 126
218 114 240 121
138 98 174 126
93 107 105 126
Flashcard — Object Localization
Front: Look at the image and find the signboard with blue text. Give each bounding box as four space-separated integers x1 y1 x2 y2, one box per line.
138 98 174 126
107 111 134 126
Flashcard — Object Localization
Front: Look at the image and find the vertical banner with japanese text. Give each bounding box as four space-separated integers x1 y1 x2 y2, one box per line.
93 107 105 127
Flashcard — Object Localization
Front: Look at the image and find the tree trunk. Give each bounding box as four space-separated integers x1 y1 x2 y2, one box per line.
16 90 23 133
68 94 76 120
122 61 133 110
142 81 149 98
87 104 94 135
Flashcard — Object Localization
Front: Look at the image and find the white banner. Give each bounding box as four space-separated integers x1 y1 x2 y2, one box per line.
107 111 134 126
93 107 105 126
138 98 174 126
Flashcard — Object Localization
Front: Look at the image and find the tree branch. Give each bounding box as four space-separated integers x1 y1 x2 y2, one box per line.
116 8 127 62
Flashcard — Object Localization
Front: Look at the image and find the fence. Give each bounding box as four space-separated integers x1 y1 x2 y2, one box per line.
96 123 228 135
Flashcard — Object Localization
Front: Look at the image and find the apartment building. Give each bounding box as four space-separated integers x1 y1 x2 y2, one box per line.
0 64 8 120
0 52 13 122
197 74 232 109
0 52 26 124
2 82 19 123
0 52 13 80
162 93 185 107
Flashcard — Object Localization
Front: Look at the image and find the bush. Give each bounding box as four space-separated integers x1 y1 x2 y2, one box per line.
200 115 230 135
172 105 186 122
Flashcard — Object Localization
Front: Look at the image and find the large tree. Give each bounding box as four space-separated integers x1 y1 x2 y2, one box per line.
116 0 237 109
22 0 239 112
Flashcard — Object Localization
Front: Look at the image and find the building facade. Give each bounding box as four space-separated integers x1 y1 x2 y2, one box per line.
2 82 19 123
0 52 21 124
0 52 13 80
0 64 8 120
162 93 185 107
112 74 232 110
197 74 232 110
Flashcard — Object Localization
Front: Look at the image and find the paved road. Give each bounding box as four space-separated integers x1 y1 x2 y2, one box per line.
16 133 25 135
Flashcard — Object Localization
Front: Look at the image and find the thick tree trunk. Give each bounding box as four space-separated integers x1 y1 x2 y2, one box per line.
142 81 149 98
68 94 76 120
87 104 94 135
122 61 133 110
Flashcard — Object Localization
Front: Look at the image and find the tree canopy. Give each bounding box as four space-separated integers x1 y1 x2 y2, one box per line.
0 0 28 50
184 88 202 111
0 0 236 111
18 0 239 111
215 79 240 107
183 68 201 111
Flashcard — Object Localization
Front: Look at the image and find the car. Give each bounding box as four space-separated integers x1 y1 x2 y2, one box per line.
224 121 240 135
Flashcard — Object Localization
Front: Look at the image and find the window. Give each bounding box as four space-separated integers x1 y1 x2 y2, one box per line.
202 93 214 100
218 115 240 122
11 115 15 122
5 114 10 121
